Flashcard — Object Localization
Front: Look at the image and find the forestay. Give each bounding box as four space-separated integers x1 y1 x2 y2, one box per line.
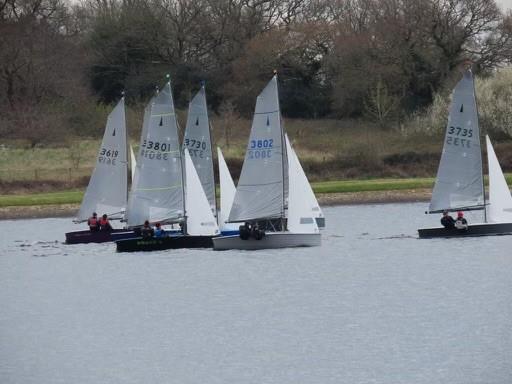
486 135 512 223
286 136 319 234
76 98 127 221
228 75 287 222
183 85 216 213
428 71 484 213
184 150 219 236
126 83 184 226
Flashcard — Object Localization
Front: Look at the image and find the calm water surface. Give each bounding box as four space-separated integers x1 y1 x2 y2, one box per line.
1 203 511 384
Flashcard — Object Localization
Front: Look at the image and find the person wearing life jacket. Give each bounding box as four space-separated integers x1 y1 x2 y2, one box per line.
153 222 164 238
141 220 154 239
440 210 455 229
87 212 99 232
99 214 112 231
454 211 468 230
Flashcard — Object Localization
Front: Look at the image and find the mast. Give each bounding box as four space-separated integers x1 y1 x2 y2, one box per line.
470 65 487 223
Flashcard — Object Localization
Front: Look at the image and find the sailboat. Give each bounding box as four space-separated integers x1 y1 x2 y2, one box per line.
217 147 239 235
65 98 131 244
212 75 321 250
418 69 512 238
115 80 219 252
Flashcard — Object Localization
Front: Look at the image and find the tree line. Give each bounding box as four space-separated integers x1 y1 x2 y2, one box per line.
1 0 511 145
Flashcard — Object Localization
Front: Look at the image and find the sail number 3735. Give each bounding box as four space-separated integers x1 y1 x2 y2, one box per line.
447 126 472 148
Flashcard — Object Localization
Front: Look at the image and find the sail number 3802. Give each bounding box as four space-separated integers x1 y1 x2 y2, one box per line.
248 139 273 159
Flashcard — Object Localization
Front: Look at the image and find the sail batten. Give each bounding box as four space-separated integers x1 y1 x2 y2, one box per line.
428 71 484 213
126 82 184 226
76 98 128 221
228 75 287 223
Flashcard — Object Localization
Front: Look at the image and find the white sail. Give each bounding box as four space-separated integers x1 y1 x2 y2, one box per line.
76 98 128 221
429 70 484 213
228 75 287 222
486 135 512 223
184 149 219 236
183 85 216 213
217 147 239 232
126 82 184 226
285 135 324 227
286 136 319 234
130 145 137 182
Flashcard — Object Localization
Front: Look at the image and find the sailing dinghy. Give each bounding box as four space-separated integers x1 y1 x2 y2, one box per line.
418 70 512 238
65 98 132 244
213 75 321 250
115 81 219 252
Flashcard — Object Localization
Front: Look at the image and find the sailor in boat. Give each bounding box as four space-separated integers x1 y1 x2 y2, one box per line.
441 210 456 229
99 214 112 231
87 212 99 232
141 220 154 239
454 211 468 230
153 222 165 238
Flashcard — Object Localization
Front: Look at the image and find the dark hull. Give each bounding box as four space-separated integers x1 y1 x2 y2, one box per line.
65 229 133 244
116 235 214 252
418 222 512 238
110 229 182 242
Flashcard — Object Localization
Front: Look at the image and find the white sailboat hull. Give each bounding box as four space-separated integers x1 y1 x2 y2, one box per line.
213 232 321 250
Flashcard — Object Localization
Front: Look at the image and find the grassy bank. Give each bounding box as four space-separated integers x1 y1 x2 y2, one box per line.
2 175 511 208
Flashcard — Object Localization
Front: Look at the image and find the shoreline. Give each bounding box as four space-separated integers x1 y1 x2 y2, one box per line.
0 189 432 220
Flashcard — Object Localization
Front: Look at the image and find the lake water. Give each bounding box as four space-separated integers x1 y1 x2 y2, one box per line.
1 203 511 384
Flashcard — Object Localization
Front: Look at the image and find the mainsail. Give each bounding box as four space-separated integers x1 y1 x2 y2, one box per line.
126 82 184 226
428 70 484 213
76 98 128 221
228 75 287 222
486 135 512 223
183 85 216 213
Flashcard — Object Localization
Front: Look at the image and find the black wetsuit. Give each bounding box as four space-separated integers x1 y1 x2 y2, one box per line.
141 226 154 239
441 215 456 229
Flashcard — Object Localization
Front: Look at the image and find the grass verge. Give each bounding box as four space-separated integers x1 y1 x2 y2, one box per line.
0 191 84 207
1 175 510 208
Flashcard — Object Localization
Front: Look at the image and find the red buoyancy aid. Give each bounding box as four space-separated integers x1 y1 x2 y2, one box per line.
88 217 98 227
99 218 109 226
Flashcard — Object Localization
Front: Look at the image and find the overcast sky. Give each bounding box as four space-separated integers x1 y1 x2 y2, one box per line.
497 0 512 11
